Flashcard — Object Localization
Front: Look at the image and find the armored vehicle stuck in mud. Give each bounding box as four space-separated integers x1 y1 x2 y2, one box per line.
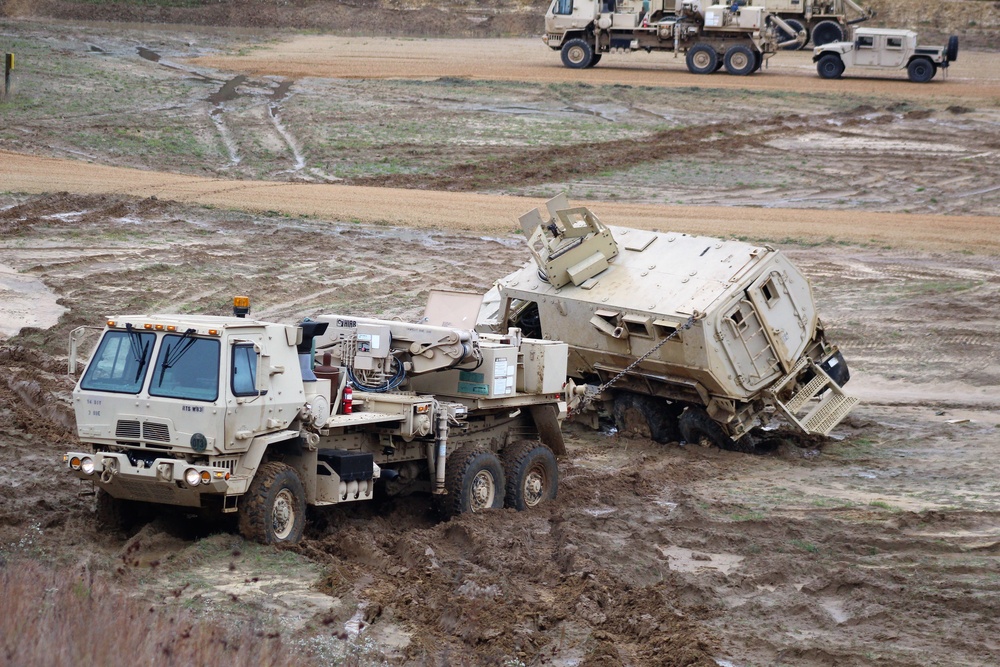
479 196 858 452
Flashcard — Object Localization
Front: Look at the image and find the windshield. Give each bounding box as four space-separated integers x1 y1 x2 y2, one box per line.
80 329 155 394
149 334 221 402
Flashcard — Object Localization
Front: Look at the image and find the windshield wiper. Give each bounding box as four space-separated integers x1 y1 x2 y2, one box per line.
157 329 197 387
125 323 151 383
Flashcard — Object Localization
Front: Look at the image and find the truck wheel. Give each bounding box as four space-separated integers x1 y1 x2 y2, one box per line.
501 441 558 511
678 407 756 453
613 393 682 444
238 461 306 545
816 53 845 79
561 38 595 69
946 35 959 63
724 45 757 76
907 57 936 83
752 51 763 73
586 53 602 68
685 44 718 75
443 447 505 517
96 489 144 532
776 18 806 51
810 20 844 47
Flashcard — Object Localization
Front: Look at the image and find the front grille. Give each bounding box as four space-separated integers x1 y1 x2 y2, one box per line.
212 458 238 474
116 420 141 439
143 422 171 443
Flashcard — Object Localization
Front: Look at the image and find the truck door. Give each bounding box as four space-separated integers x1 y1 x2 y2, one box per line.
224 336 269 451
853 33 878 65
747 270 809 372
718 299 782 392
880 35 906 67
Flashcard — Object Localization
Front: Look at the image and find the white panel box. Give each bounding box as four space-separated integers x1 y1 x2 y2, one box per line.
518 339 569 395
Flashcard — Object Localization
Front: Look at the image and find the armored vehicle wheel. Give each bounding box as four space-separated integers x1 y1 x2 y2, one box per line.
586 53 602 68
724 45 756 76
443 447 506 517
238 461 306 545
907 57 936 83
501 441 558 511
561 38 595 69
686 44 718 75
613 393 682 444
96 489 145 531
816 53 845 79
946 35 959 63
810 20 844 47
679 407 756 453
777 18 806 50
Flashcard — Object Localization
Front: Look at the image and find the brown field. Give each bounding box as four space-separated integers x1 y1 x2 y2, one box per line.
1 11 999 667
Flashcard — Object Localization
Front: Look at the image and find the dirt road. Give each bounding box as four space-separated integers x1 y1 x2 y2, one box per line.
2 151 997 253
191 36 1000 101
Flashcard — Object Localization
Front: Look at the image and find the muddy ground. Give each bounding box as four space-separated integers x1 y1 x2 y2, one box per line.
1 15 999 667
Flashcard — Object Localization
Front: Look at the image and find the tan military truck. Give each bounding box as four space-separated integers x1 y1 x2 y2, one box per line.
479 196 858 452
543 0 806 75
814 28 959 82
764 0 874 50
64 296 568 544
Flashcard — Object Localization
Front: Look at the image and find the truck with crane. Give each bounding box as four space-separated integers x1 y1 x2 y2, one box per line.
64 296 568 544
763 0 874 50
478 195 859 452
543 0 808 75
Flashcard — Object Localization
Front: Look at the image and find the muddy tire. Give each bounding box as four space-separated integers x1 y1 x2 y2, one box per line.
816 53 844 80
777 18 806 50
561 38 594 69
613 392 682 444
686 44 718 75
907 57 936 83
724 45 756 76
238 461 306 545
501 441 558 511
96 489 144 532
443 447 505 518
678 407 756 453
810 20 844 47
946 35 959 63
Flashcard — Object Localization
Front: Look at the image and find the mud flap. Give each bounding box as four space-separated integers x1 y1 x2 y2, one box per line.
770 357 859 435
530 403 566 456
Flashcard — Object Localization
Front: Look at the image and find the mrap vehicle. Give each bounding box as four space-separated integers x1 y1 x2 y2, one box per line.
479 196 858 451
64 296 568 544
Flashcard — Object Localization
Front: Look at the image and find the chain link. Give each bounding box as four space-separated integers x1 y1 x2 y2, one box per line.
578 313 699 410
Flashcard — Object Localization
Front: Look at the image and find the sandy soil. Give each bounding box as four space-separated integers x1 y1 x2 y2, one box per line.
1 16 999 667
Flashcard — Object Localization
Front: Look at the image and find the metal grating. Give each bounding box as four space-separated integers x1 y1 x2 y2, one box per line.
115 420 141 439
142 422 171 443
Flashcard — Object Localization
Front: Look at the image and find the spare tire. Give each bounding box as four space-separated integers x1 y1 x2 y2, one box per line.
811 20 844 47
946 35 959 63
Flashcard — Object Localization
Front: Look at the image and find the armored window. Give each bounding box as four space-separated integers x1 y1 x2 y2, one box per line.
231 343 265 397
858 36 874 48
554 0 574 15
622 314 653 338
760 277 780 306
81 330 156 394
729 308 747 331
149 335 220 402
886 37 902 49
653 319 683 343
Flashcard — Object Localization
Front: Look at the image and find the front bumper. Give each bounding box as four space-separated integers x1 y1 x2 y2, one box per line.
65 451 233 507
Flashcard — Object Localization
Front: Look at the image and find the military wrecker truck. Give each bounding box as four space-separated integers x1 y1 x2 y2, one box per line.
764 0 874 51
64 297 568 544
543 0 807 75
479 196 858 452
814 27 959 83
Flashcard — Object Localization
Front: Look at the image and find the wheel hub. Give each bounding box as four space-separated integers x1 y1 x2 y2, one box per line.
272 489 294 539
471 470 495 511
693 51 712 68
523 469 545 507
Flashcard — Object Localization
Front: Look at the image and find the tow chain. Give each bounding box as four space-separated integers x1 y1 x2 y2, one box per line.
577 313 701 410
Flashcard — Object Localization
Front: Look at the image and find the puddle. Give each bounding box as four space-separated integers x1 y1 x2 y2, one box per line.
137 46 161 62
209 74 247 105
656 545 744 575
768 132 968 154
0 264 66 339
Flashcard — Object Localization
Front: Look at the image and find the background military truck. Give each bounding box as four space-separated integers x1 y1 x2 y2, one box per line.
765 0 874 50
814 27 959 82
64 296 568 544
479 196 858 452
544 0 807 75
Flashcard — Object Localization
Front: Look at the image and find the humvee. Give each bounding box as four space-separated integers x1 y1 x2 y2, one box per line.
814 27 958 83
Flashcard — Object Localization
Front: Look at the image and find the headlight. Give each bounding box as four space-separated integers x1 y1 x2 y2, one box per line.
184 468 201 486
69 456 82 471
81 457 95 475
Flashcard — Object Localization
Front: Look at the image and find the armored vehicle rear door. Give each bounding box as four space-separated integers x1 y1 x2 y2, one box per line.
746 270 810 372
718 298 783 393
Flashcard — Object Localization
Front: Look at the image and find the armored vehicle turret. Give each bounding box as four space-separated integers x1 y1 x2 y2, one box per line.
479 196 858 451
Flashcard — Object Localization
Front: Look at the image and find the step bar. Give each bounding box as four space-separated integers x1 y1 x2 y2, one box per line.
769 356 859 435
